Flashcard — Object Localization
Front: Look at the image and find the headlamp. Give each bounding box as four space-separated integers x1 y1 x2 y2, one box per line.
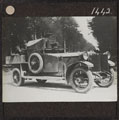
104 51 111 59
107 51 111 59
83 52 89 60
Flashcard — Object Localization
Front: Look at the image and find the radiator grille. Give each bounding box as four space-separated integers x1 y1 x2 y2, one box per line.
90 54 109 71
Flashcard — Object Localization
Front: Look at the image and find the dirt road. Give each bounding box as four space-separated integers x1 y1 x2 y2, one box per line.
2 71 117 102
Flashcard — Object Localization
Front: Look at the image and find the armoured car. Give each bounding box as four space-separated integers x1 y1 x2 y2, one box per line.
4 38 115 93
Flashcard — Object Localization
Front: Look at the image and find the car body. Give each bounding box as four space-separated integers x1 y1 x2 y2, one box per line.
4 38 115 93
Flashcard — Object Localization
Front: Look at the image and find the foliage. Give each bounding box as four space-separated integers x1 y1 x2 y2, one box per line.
89 16 117 61
2 17 92 56
2 16 117 63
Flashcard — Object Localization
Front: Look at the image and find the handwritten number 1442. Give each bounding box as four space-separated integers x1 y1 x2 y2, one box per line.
91 8 111 15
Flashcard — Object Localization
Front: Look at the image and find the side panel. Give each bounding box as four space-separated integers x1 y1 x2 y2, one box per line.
43 55 59 73
5 55 27 64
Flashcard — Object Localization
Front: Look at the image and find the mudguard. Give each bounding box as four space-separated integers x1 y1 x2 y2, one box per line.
66 61 94 84
108 60 115 67
80 61 94 68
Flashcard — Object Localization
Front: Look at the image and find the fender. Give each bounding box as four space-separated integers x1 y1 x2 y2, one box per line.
108 60 115 67
80 61 94 68
66 61 94 84
67 61 94 71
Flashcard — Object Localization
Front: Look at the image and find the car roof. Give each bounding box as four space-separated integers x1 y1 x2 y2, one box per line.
47 52 83 57
26 38 43 47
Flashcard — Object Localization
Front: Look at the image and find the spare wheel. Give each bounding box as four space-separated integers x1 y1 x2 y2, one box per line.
28 53 43 74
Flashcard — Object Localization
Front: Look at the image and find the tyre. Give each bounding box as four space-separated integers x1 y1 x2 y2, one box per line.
28 53 43 74
69 67 93 93
95 68 114 87
12 68 24 86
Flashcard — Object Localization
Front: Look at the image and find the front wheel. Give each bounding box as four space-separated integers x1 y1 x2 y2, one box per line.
69 68 93 93
12 68 24 86
95 68 114 87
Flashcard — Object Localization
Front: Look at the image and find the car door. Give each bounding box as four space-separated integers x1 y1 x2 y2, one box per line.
43 54 59 73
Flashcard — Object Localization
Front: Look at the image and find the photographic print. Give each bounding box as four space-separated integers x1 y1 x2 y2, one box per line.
2 16 117 102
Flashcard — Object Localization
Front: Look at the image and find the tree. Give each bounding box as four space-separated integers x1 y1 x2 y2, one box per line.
90 17 117 61
53 17 85 52
2 17 29 63
2 16 98 63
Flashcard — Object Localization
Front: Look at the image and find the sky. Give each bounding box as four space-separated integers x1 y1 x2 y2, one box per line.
73 17 99 50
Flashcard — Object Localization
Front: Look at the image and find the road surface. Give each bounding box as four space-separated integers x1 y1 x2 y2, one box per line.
2 70 117 102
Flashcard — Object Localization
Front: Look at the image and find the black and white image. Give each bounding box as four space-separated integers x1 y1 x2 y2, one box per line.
2 16 117 102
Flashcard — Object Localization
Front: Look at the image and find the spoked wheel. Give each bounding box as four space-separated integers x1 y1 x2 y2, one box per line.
28 53 43 74
12 68 24 86
69 68 93 93
95 68 114 87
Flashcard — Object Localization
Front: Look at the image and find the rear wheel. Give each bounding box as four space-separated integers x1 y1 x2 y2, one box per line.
12 68 24 86
95 68 114 87
69 68 93 93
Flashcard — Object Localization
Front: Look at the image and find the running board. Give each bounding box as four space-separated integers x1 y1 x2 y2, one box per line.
21 70 65 80
22 75 65 80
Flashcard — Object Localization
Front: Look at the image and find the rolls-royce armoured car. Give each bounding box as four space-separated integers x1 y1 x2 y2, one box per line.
4 38 115 93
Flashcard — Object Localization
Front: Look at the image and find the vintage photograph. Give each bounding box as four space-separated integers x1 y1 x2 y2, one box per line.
2 16 117 102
